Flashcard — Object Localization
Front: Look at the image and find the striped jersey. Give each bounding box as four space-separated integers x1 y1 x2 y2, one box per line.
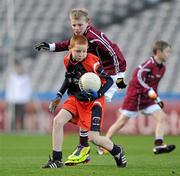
128 56 165 96
54 25 126 75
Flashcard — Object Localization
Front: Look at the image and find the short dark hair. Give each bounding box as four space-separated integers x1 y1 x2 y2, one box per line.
153 41 171 54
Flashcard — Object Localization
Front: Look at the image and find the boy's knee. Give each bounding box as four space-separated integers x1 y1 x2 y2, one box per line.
92 137 100 145
153 109 167 122
159 114 166 122
88 132 100 145
53 116 63 128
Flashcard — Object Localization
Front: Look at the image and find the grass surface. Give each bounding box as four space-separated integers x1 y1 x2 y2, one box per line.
0 134 179 176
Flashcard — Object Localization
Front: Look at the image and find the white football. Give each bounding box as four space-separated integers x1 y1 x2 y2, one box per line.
79 72 101 93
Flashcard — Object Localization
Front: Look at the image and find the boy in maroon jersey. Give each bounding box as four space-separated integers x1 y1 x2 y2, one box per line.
35 8 127 164
35 8 127 94
98 41 176 155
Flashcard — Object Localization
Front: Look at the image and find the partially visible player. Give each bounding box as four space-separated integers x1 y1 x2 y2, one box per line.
42 35 127 168
35 8 127 163
35 8 127 100
97 41 176 155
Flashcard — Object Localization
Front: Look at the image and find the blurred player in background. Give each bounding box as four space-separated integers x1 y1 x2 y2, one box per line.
97 41 176 155
5 59 32 131
35 8 127 164
42 35 127 168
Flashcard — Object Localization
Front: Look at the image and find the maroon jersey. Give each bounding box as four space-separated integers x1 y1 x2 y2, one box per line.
122 56 165 111
54 25 126 75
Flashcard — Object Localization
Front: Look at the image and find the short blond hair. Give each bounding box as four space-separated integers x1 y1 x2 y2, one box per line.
69 8 90 21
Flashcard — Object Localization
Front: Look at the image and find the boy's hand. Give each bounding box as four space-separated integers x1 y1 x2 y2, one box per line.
88 89 99 99
148 88 157 99
49 95 61 113
35 42 49 51
116 78 127 89
155 97 164 109
81 89 99 101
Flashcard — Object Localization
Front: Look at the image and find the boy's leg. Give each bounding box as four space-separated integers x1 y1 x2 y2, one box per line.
66 82 118 161
88 131 127 167
97 111 130 155
67 128 90 161
150 108 176 154
89 105 127 167
65 101 102 165
106 111 130 139
42 109 73 168
65 103 103 165
65 127 91 166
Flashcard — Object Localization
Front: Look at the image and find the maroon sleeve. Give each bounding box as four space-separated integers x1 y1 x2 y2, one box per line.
85 26 126 73
136 66 151 93
112 43 126 72
136 58 162 94
54 40 70 51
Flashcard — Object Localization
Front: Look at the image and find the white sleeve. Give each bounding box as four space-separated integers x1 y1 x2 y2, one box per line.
49 43 56 51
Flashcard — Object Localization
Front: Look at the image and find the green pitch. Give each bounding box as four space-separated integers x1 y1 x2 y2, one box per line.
0 134 179 176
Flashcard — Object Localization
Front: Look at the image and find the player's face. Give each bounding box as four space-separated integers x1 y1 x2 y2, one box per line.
70 17 89 35
71 44 88 62
159 46 171 62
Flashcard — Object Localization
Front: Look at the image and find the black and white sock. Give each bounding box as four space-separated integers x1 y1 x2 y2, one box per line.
80 130 89 147
109 144 121 156
154 138 163 146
